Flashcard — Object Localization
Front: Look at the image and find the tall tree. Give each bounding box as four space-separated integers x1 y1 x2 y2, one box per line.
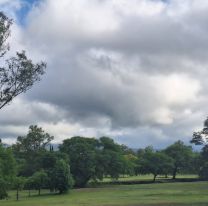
0 144 16 199
14 125 54 154
191 119 208 179
59 136 98 187
137 147 173 181
13 125 54 176
30 170 48 196
165 141 193 179
52 159 74 194
0 12 46 110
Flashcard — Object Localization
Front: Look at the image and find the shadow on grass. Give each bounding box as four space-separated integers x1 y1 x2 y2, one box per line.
88 178 202 188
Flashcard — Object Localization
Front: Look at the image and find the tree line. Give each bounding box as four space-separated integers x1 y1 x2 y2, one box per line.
1 119 208 200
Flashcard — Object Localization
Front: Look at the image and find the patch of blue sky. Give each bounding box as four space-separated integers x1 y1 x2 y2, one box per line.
16 0 40 26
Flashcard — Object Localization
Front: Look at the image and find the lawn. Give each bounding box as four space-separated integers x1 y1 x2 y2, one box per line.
1 181 208 206
100 174 198 182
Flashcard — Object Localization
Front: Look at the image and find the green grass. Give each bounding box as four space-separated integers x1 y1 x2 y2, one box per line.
1 181 208 206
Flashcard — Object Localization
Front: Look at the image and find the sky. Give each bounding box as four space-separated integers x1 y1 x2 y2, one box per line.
0 0 208 148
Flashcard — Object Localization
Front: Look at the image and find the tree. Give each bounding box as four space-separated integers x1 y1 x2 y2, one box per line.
165 141 193 179
0 178 8 200
59 136 98 187
191 118 208 179
52 159 74 194
0 144 16 199
37 150 72 193
191 117 208 146
98 136 126 179
13 125 54 176
30 170 48 195
13 176 26 201
0 12 46 110
14 125 54 154
101 150 124 180
138 147 173 182
122 154 137 176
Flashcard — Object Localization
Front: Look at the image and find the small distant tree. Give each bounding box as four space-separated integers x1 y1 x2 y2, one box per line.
31 170 48 195
139 148 173 182
165 141 193 179
13 176 25 201
25 177 34 197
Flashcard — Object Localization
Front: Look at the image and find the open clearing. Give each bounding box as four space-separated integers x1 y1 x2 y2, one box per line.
1 181 208 206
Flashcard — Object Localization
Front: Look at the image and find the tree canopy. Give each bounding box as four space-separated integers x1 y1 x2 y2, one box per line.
0 12 46 110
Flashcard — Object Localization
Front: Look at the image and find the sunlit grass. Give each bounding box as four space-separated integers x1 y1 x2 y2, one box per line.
1 178 207 206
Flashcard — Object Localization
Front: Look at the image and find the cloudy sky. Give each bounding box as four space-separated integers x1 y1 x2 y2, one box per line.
0 0 208 148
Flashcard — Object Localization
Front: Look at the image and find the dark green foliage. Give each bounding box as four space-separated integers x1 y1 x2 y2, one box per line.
137 147 173 181
0 177 8 199
37 151 73 193
196 145 208 179
59 136 98 187
14 125 54 154
59 136 128 187
13 125 54 176
165 141 193 179
0 145 16 179
98 137 129 179
52 159 74 194
13 176 26 200
101 150 124 179
30 170 48 195
0 144 16 199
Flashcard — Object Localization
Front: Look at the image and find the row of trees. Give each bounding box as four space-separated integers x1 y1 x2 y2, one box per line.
0 124 205 200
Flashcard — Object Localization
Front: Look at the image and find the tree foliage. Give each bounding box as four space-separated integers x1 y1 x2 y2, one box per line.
0 12 46 110
13 125 54 176
59 136 98 187
52 159 74 194
30 170 48 195
0 144 16 199
0 12 12 57
14 125 54 154
191 117 208 145
137 147 173 181
165 141 193 179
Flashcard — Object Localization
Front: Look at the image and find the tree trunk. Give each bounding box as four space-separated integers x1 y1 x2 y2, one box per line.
153 174 157 182
28 189 31 197
38 188 41 196
16 188 19 201
172 167 177 179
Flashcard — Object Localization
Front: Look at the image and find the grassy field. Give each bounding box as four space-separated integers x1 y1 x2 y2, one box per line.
1 181 208 206
99 174 198 182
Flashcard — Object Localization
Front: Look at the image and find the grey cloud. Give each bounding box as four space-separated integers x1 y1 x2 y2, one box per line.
1 0 208 148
